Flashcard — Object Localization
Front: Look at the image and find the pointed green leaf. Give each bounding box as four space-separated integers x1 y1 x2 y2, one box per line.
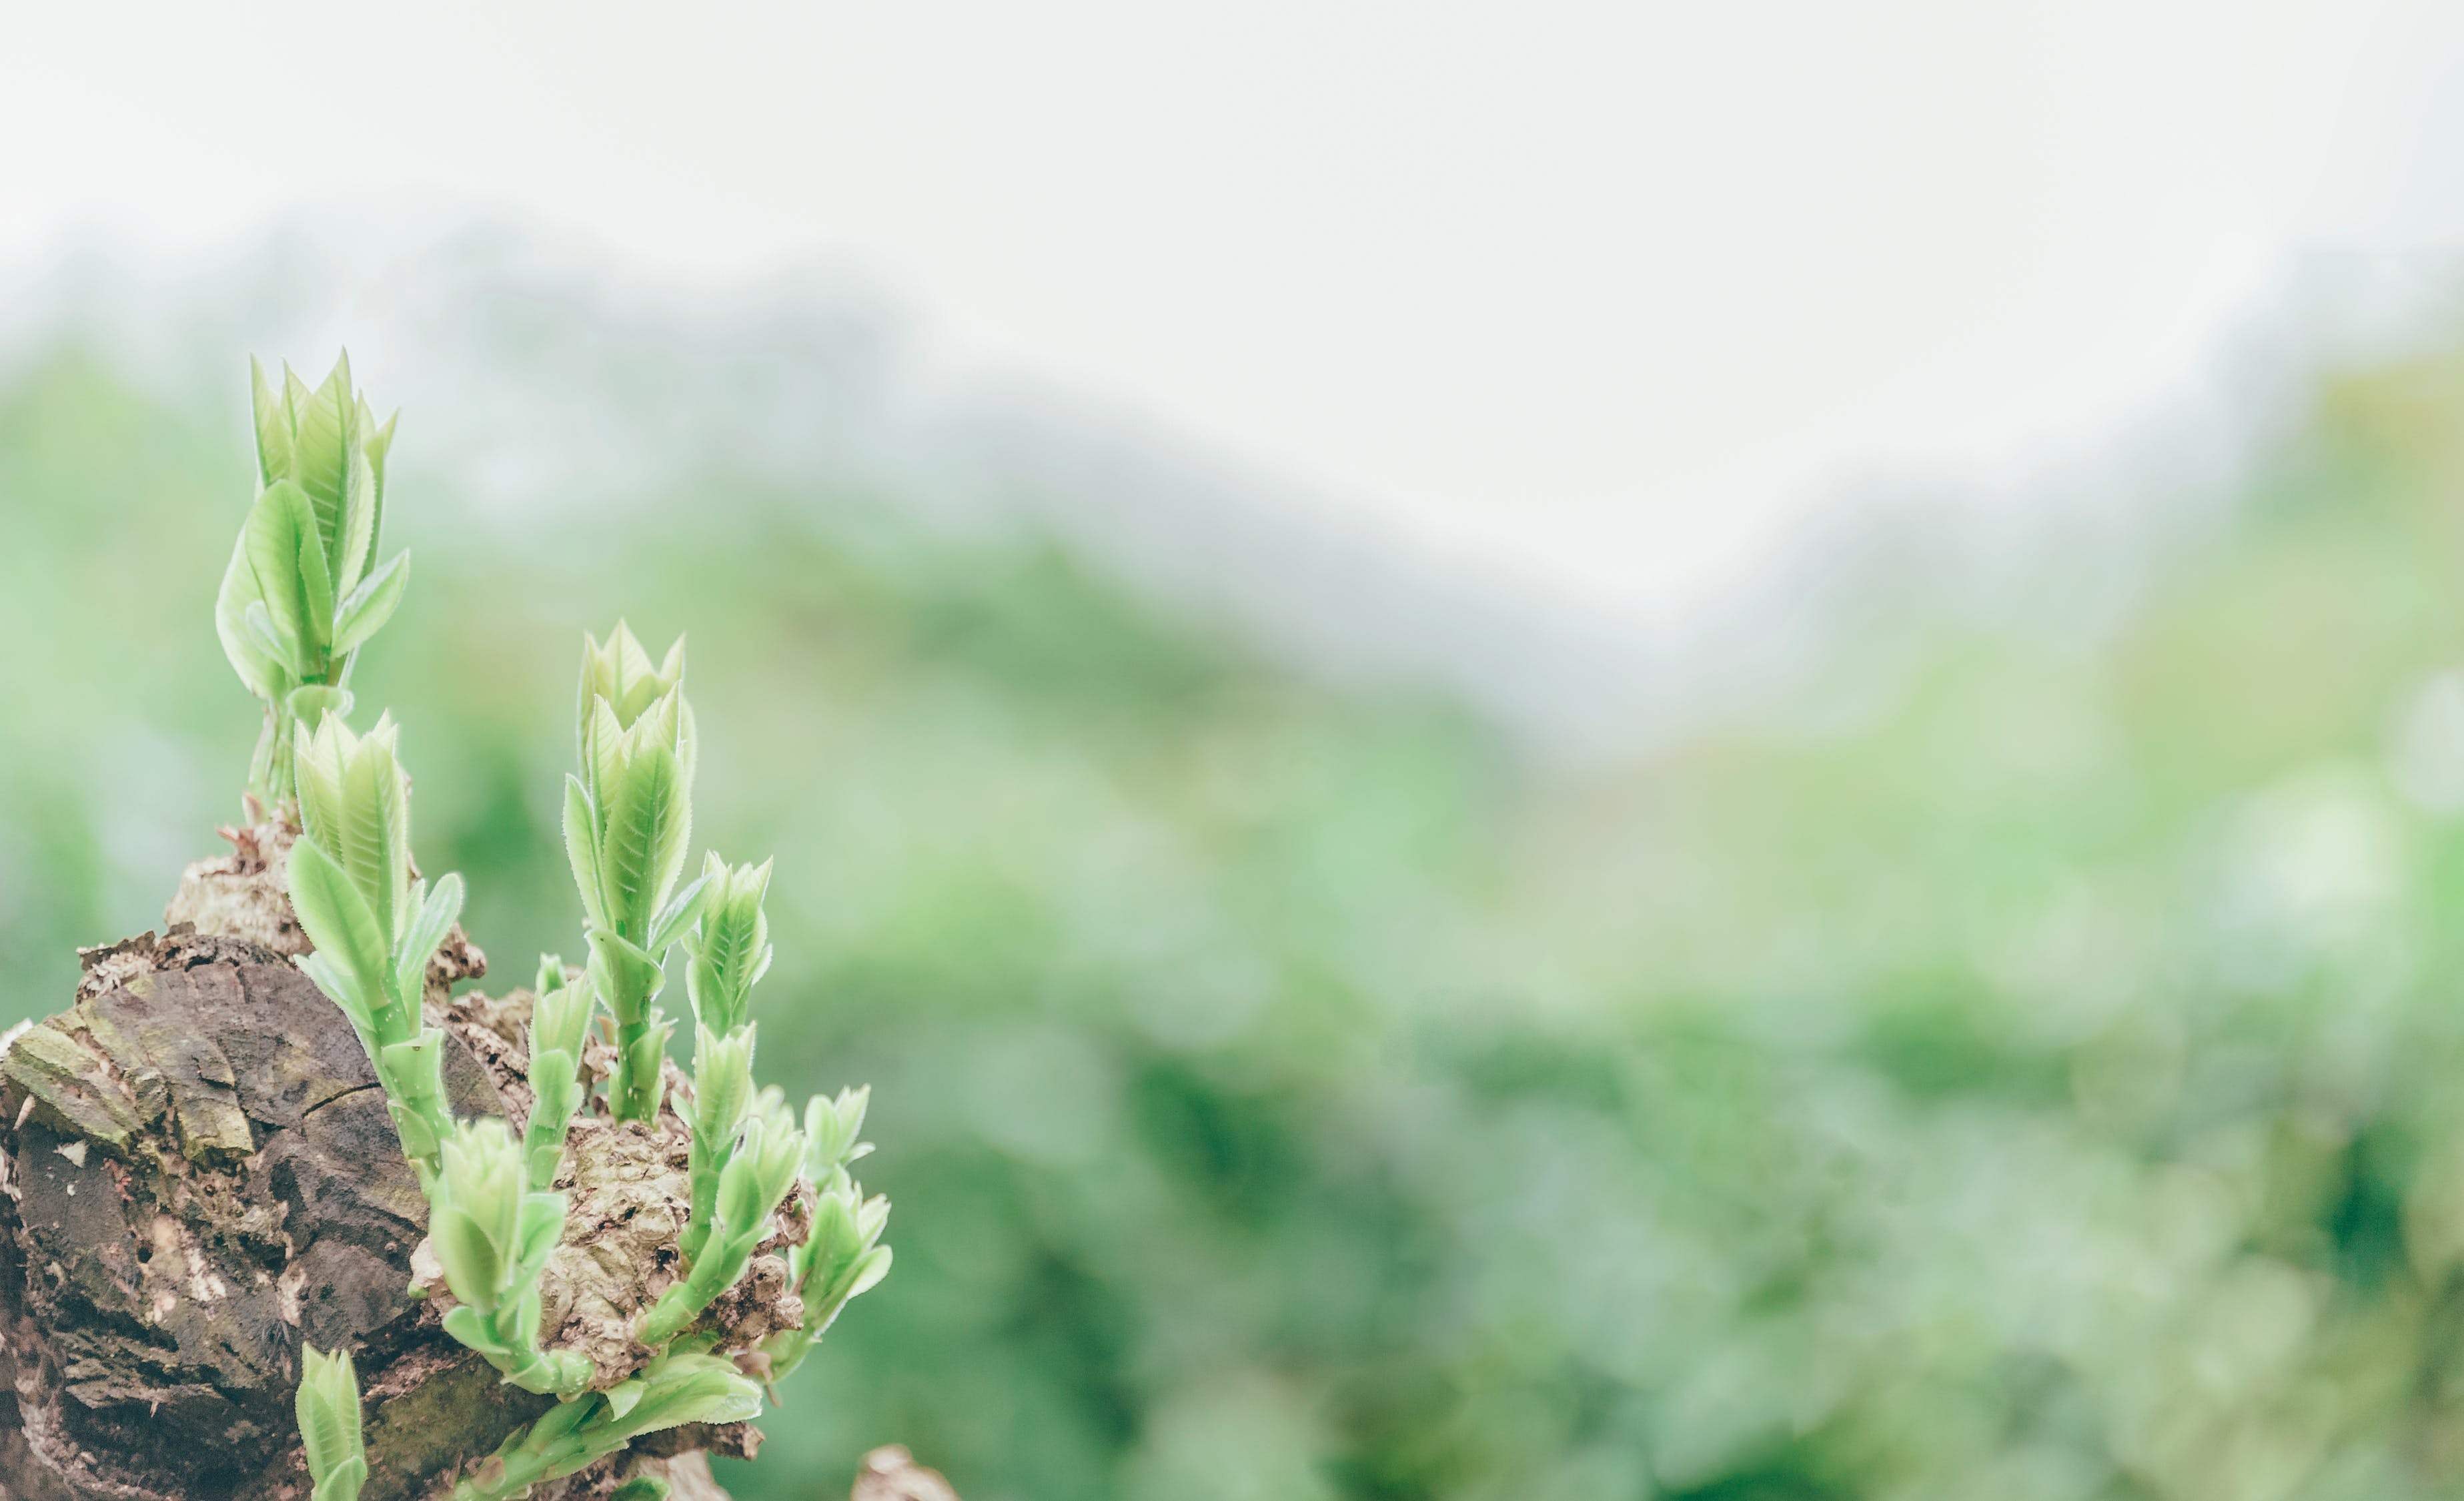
289 837 391 1013
296 1344 365 1501
331 550 408 656
393 873 464 1009
215 530 285 700
525 1065 581 1187
584 696 626 807
845 1245 893 1301
291 355 358 568
532 969 594 1064
675 696 699 796
297 951 374 1037
587 925 660 975
295 504 336 658
389 1100 440 1161
364 403 398 502
336 442 378 600
293 716 348 854
314 1455 366 1501
610 1355 762 1437
440 1302 493 1355
251 356 293 488
562 775 607 929
243 600 295 674
516 1191 565 1271
284 364 314 428
335 722 407 943
600 742 682 937
648 872 712 957
431 1202 506 1311
241 480 318 654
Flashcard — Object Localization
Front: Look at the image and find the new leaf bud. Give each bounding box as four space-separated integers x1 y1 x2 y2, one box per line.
296 1344 368 1501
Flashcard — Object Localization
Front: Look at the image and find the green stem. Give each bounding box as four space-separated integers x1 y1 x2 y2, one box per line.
678 1147 721 1267
592 935 670 1121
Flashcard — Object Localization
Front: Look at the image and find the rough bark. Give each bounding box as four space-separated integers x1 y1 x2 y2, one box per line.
0 824 768 1501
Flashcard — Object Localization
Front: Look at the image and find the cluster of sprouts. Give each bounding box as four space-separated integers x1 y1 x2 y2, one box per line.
214 358 890 1500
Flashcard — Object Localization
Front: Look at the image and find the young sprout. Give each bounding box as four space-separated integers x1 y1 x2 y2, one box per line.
678 853 774 1266
684 853 772 1038
287 712 461 1183
637 1095 805 1346
680 1024 756 1268
762 1088 892 1384
430 1117 594 1397
296 1345 368 1501
216 353 408 811
446 1353 761 1501
524 955 593 1188
562 624 709 1121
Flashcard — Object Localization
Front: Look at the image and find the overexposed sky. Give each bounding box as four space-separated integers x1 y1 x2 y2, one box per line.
6 1 2464 623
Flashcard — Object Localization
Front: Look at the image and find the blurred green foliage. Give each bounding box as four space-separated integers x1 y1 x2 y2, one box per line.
17 340 2464 1500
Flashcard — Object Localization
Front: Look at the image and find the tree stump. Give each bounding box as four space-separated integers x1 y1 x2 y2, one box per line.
0 827 751 1500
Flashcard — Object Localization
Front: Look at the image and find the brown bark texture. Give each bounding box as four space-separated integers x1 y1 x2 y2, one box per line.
0 825 772 1501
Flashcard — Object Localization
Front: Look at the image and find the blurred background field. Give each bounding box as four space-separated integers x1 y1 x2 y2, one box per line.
23 6 2464 1498
13 280 2464 1501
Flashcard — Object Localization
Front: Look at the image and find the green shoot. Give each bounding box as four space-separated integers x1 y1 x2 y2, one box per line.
763 1089 891 1384
524 955 593 1188
287 712 460 1183
431 1118 592 1397
637 1094 804 1346
216 353 408 811
562 624 708 1121
684 853 772 1038
678 853 773 1266
296 1345 368 1501
680 1024 756 1268
445 1354 762 1501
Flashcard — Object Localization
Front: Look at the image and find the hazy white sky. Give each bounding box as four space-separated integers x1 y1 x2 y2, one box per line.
7 1 2464 623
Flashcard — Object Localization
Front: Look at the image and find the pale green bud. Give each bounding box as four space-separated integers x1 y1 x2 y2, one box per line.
716 1106 802 1241
766 1161 892 1384
432 1119 527 1311
566 624 703 1127
524 966 596 1188
293 710 412 941
802 1085 872 1175
577 688 696 941
260 353 388 596
684 853 772 1036
217 353 409 809
578 622 686 747
692 1025 756 1147
532 969 595 1067
296 1344 368 1501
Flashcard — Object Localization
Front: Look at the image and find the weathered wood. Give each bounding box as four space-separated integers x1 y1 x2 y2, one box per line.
0 927 543 1501
0 822 786 1500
